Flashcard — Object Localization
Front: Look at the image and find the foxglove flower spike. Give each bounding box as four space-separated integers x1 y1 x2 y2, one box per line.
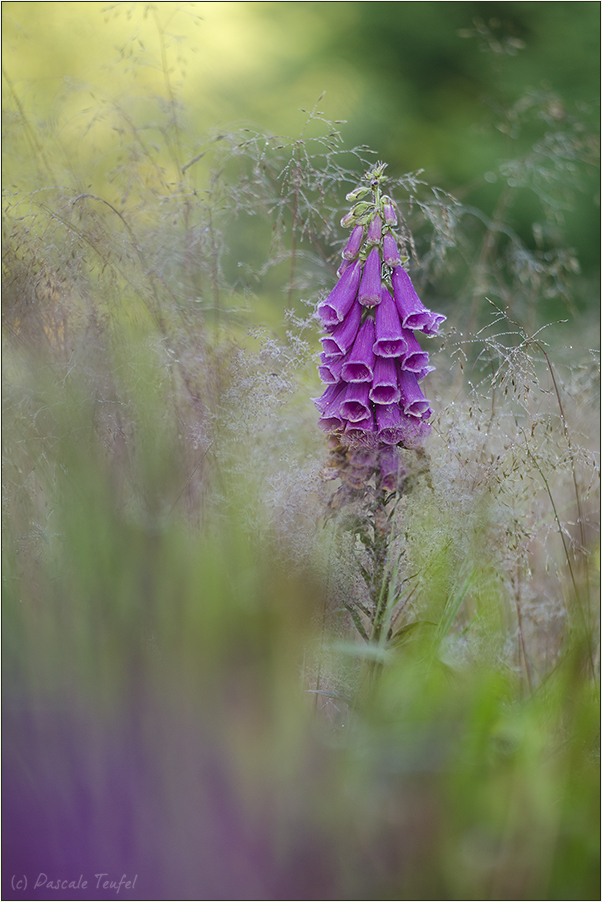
314 164 445 454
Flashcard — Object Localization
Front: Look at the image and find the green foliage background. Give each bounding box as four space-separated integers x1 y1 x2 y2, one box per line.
2 3 600 900
3 1 600 305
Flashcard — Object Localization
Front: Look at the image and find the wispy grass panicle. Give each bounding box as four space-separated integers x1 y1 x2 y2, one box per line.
2 13 599 900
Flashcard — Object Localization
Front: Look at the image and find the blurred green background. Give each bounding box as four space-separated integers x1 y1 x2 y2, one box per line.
3 1 600 280
3 5 600 899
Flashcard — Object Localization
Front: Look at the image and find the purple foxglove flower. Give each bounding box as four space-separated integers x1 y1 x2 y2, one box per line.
374 401 406 445
421 313 447 338
366 214 382 246
337 259 351 279
318 352 344 384
342 225 364 260
344 415 378 449
312 381 346 416
375 402 431 447
382 197 397 227
398 417 432 449
341 317 376 383
400 329 430 373
378 445 402 492
314 168 440 452
357 247 382 307
382 231 402 267
321 299 362 355
415 363 436 381
318 412 344 433
391 266 446 336
373 288 407 358
398 369 432 418
315 381 348 432
318 260 361 329
340 381 372 423
369 356 400 404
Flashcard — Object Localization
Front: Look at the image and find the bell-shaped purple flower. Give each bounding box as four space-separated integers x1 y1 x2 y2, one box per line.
318 260 362 329
373 288 407 358
391 266 446 336
315 385 346 431
399 417 432 449
415 363 436 381
318 412 344 433
374 402 406 445
375 402 431 447
369 356 400 405
366 214 382 246
401 329 430 374
398 369 432 419
344 415 378 449
358 247 382 307
321 299 362 356
342 225 364 261
341 317 376 383
383 231 402 267
315 382 350 433
340 381 372 423
312 381 345 415
318 352 344 385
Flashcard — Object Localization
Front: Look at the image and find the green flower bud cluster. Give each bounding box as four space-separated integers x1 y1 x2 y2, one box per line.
340 164 407 270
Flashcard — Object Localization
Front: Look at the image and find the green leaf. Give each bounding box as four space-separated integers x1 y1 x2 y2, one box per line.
388 620 437 648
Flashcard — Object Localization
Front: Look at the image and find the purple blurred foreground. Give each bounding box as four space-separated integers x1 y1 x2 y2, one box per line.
4 699 341 901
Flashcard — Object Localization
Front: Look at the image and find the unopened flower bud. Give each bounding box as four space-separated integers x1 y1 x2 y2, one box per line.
383 231 402 267
345 185 371 202
342 225 364 260
366 214 382 246
357 247 382 307
340 201 371 228
382 196 397 226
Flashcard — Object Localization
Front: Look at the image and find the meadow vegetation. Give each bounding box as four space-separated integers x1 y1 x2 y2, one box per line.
2 8 599 900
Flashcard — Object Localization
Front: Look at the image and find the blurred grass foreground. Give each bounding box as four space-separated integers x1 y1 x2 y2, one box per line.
2 4 600 900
